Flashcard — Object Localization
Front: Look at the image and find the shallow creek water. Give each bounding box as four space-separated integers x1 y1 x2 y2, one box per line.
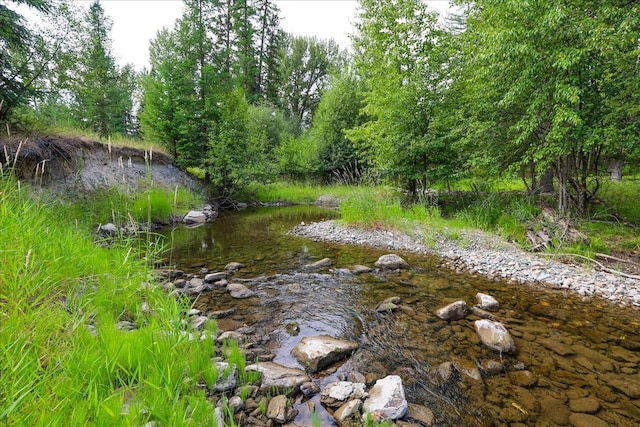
162 206 640 426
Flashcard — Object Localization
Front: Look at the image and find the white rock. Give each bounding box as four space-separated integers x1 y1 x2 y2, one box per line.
474 319 516 354
475 292 500 311
362 375 408 421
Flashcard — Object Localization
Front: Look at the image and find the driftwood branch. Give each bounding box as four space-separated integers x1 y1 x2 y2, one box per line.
539 253 640 280
595 252 640 267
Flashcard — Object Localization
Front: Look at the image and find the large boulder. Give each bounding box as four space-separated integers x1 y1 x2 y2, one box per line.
474 319 517 354
291 335 359 373
374 254 408 270
362 375 408 421
435 300 468 321
245 361 310 395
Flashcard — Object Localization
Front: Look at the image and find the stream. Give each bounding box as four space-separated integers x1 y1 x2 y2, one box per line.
161 205 640 426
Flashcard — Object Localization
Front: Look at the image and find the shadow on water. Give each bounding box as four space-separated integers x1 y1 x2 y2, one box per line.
161 206 640 426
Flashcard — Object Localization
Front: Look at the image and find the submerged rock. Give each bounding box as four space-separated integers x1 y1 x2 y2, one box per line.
362 375 408 421
474 319 517 354
435 300 468 321
404 403 435 427
291 335 359 373
227 283 254 299
303 258 332 270
375 254 408 270
376 297 401 312
475 292 500 311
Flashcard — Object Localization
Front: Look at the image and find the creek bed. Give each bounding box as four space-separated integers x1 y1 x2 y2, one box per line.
162 206 640 426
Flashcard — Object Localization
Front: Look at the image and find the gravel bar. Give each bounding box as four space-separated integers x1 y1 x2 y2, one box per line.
290 220 640 310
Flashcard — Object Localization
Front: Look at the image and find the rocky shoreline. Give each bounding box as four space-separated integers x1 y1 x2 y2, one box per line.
290 220 640 310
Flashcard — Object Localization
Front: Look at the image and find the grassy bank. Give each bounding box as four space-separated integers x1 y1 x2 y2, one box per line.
248 180 640 257
0 176 246 426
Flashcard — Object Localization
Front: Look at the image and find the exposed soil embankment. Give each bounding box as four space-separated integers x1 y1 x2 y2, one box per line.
1 136 206 195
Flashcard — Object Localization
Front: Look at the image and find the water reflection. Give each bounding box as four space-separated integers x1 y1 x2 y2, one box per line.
161 206 640 426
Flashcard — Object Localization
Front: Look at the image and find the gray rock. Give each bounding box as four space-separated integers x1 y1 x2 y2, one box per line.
183 210 207 225
213 362 237 392
99 223 119 234
303 258 332 270
245 361 310 394
376 301 399 312
266 395 297 424
434 362 454 383
333 399 363 425
509 370 537 387
190 315 209 330
228 395 244 413
452 357 482 381
569 397 600 413
227 283 254 299
287 283 303 293
474 319 517 353
374 254 408 270
217 330 244 343
362 375 408 421
225 262 245 272
539 338 575 356
300 381 320 397
316 194 341 206
475 292 500 311
600 373 640 398
568 413 609 427
204 272 227 283
403 403 435 427
435 300 468 321
320 381 367 409
291 335 358 373
352 264 373 274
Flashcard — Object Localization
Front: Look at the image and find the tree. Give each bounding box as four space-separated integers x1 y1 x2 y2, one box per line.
308 67 367 182
0 0 51 121
455 0 640 214
348 0 448 196
70 1 135 137
253 0 283 104
278 34 344 129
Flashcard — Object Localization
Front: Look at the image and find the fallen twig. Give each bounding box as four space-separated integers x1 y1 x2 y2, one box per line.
539 253 640 280
595 252 640 267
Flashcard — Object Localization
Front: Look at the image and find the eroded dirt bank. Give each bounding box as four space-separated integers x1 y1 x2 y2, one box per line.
0 136 205 194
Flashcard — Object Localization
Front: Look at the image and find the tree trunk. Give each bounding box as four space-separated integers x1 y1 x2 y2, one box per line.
538 168 554 194
609 158 623 181
557 158 569 215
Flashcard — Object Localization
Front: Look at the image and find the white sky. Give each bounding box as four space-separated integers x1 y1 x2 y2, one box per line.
26 0 453 70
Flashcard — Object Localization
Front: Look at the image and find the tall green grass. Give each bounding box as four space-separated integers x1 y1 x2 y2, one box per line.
0 175 243 426
241 182 393 204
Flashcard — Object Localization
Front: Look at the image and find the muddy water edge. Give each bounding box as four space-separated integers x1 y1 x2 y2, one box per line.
161 206 640 426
